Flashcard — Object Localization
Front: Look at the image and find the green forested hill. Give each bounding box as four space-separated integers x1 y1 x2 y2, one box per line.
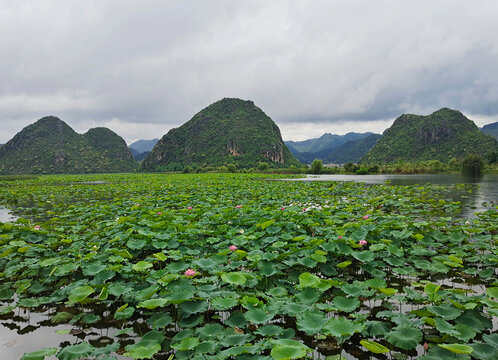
142 98 300 170
0 116 137 174
361 108 498 164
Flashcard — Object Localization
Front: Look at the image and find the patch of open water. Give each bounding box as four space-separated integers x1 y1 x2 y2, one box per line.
0 207 17 223
286 174 498 217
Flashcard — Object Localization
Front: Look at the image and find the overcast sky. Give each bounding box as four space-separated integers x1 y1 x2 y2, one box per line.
1 0 498 144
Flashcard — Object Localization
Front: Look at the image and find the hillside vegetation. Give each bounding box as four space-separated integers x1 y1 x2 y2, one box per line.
0 116 137 174
142 98 300 170
362 108 498 164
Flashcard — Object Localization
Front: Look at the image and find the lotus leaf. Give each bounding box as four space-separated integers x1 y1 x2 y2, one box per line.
137 298 169 309
438 344 473 354
298 272 321 288
296 311 328 334
385 325 422 350
21 348 57 360
270 339 311 360
171 337 200 351
333 296 360 312
360 339 390 353
68 286 94 303
324 317 363 337
57 342 94 360
221 272 247 285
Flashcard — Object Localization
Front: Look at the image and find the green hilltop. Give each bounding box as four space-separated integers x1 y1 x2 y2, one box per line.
361 108 498 164
142 98 300 170
0 116 137 174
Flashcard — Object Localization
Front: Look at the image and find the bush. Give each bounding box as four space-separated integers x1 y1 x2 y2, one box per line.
461 154 484 177
183 166 193 173
427 160 444 173
311 159 323 174
258 162 270 171
344 163 359 173
355 167 368 175
448 158 460 171
227 164 236 173
367 164 379 173
486 150 498 164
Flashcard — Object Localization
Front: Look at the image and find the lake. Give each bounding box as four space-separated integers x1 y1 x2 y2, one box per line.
290 173 498 218
1 173 497 360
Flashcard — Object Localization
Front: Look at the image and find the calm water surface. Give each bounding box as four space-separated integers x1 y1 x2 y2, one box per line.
295 173 498 217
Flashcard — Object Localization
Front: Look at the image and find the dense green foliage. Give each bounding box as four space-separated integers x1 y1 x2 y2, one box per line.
142 98 300 170
362 108 498 164
0 117 137 174
481 122 498 140
286 132 375 153
461 154 485 177
311 159 323 174
0 173 496 359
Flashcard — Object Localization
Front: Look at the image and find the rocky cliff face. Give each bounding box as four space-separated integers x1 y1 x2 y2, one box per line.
361 108 498 164
0 116 137 174
142 98 299 170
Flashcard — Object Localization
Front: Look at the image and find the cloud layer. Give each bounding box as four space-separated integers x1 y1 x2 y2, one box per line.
1 0 498 143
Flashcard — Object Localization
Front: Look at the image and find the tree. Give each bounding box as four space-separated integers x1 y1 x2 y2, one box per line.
258 162 270 171
486 149 498 164
461 154 484 177
311 159 323 174
448 157 460 171
227 163 236 173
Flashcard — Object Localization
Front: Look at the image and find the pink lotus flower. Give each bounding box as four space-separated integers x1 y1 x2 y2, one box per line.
34 225 41 230
136 203 140 207
302 208 307 211
235 205 242 208
157 212 162 215
362 215 369 219
184 268 196 276
423 342 429 351
187 206 192 210
359 240 368 246
338 236 343 240
229 245 237 251
281 207 285 210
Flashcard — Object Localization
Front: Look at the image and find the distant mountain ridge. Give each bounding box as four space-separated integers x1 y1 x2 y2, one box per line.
362 108 498 164
128 139 158 161
286 132 375 153
482 122 498 140
0 116 137 174
286 132 379 164
129 139 159 153
142 98 299 170
322 134 382 164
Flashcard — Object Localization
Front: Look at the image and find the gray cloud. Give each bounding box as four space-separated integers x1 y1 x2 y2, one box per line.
1 0 498 143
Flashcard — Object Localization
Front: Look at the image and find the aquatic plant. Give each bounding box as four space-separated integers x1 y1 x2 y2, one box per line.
0 173 496 360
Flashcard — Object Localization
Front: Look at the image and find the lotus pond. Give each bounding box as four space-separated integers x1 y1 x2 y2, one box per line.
0 173 497 360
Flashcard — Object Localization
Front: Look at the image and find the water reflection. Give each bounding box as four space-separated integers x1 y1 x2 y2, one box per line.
0 207 17 223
